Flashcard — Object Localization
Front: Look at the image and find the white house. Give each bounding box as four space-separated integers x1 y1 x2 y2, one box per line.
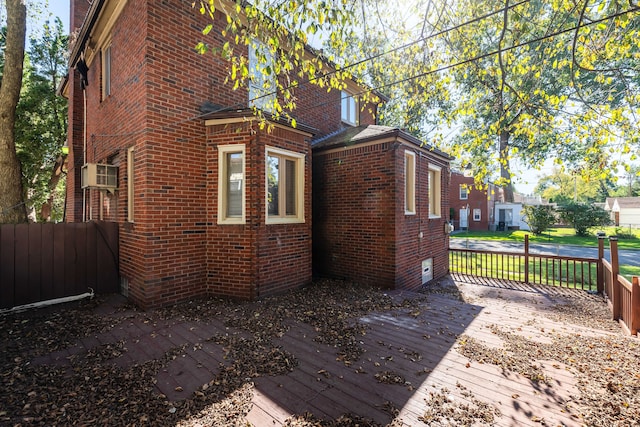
494 202 528 231
604 197 640 226
492 193 556 231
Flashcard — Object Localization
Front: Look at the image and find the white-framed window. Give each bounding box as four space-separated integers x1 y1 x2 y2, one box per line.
473 208 481 221
218 144 246 224
428 165 442 218
459 185 468 200
266 146 305 224
249 40 276 110
341 90 358 126
127 146 135 223
404 151 416 215
102 42 112 99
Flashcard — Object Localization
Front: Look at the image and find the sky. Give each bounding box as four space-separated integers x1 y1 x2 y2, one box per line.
49 1 69 29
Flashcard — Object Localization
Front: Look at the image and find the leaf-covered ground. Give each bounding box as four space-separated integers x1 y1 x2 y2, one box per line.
1 278 637 426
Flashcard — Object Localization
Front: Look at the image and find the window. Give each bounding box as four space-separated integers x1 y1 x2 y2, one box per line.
218 145 246 224
473 208 481 221
404 151 416 215
127 146 135 222
341 91 358 126
459 185 468 200
428 165 442 218
102 43 112 99
248 40 275 110
266 147 305 224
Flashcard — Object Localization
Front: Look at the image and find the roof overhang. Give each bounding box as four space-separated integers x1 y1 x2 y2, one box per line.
68 0 128 67
203 109 316 137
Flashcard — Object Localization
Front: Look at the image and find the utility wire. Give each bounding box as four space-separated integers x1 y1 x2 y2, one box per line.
88 2 638 141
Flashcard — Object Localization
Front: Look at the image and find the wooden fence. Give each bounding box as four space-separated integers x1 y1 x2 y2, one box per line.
0 221 119 310
450 235 640 336
602 238 640 335
449 235 601 291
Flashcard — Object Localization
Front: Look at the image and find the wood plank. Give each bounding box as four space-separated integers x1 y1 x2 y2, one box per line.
74 223 88 295
0 225 15 308
64 223 76 296
14 223 30 305
52 223 66 299
40 223 55 301
95 221 119 293
28 223 42 303
86 221 97 292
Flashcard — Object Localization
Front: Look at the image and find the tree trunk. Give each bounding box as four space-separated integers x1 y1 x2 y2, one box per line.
39 154 67 221
499 129 514 202
0 0 27 223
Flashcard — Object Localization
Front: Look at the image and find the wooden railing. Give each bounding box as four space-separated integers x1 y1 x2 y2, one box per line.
449 235 601 291
602 237 640 335
450 235 639 336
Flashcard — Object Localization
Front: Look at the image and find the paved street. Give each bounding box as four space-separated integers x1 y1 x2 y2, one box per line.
449 237 640 267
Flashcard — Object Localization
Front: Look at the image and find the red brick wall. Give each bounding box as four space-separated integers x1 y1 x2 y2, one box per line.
394 146 450 290
205 122 312 300
66 0 374 307
313 140 450 290
450 172 494 231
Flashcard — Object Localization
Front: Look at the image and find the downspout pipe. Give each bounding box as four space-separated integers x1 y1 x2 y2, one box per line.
0 288 94 315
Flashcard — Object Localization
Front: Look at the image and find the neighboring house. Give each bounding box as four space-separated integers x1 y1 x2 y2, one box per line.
61 0 451 308
313 126 452 290
494 195 552 231
604 197 640 226
449 171 501 231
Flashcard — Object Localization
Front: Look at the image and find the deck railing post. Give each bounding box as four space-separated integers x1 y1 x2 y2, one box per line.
610 237 620 320
524 234 529 284
597 236 605 293
632 276 639 336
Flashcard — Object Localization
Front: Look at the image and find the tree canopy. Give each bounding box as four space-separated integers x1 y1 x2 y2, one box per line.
195 0 640 201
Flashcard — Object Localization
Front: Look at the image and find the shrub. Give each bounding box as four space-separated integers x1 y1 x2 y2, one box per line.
557 203 612 237
522 205 556 235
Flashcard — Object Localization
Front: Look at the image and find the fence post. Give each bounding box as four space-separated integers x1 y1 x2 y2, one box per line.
632 276 639 336
610 237 620 320
597 236 605 294
524 234 529 284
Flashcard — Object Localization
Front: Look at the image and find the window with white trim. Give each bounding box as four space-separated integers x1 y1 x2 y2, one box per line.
341 91 358 126
428 165 442 218
473 208 481 221
266 147 305 224
459 185 468 200
249 40 275 110
218 145 246 224
102 43 112 99
404 151 416 215
127 146 134 222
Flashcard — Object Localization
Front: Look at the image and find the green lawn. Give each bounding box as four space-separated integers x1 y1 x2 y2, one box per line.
451 227 640 250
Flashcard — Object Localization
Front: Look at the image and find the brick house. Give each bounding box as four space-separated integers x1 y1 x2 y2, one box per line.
313 126 452 290
449 171 501 231
62 0 450 308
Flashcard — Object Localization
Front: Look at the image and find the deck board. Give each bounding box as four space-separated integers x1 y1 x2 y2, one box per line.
247 280 614 426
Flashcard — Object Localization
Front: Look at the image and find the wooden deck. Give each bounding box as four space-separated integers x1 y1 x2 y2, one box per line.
21 277 623 426
246 279 613 426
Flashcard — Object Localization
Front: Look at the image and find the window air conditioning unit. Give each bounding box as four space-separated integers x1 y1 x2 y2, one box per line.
81 163 118 190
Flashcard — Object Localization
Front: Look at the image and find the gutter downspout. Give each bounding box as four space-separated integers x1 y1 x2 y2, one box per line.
82 86 87 222
0 289 94 315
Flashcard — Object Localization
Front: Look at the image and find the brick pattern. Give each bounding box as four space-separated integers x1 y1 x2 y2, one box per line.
66 0 433 307
205 123 312 300
313 141 450 291
450 172 499 231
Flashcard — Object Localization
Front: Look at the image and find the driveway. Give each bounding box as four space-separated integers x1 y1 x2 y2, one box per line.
450 238 640 267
